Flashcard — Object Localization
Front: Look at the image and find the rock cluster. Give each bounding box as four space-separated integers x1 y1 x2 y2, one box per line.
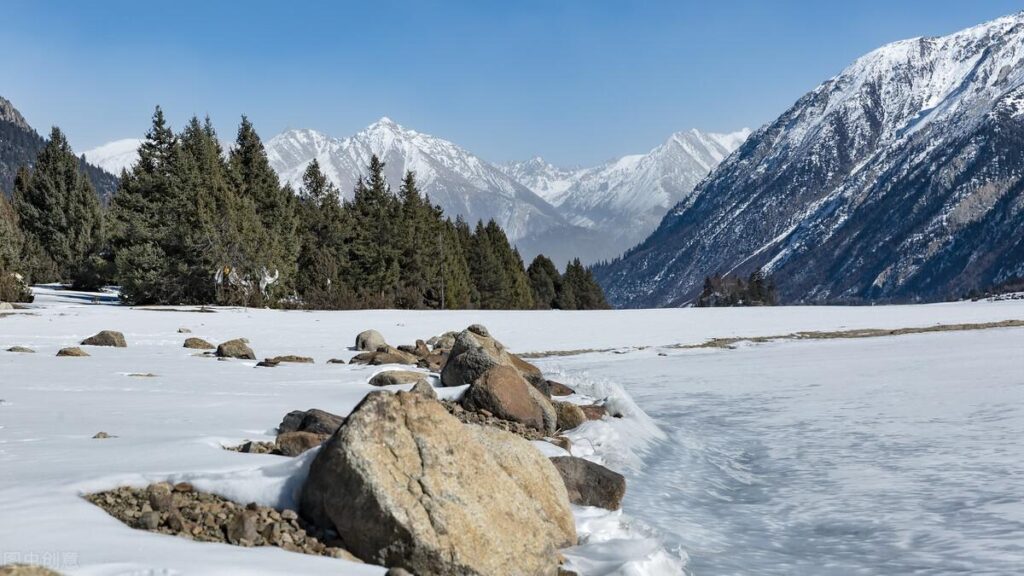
86 483 357 560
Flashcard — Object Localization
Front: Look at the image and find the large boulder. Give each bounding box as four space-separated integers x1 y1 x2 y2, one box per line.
278 408 345 436
81 330 127 347
355 329 387 352
368 370 430 387
301 391 575 575
462 366 547 431
549 456 626 510
216 338 255 360
440 326 542 388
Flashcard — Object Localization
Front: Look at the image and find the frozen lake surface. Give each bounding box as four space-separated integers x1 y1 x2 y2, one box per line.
1 288 1022 575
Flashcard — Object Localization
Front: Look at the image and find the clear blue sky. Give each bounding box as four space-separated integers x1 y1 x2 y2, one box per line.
2 1 1022 166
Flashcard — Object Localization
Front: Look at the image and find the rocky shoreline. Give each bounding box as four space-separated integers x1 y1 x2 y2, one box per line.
71 324 627 575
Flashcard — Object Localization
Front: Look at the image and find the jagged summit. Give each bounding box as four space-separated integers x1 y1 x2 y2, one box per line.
597 11 1024 307
0 96 32 132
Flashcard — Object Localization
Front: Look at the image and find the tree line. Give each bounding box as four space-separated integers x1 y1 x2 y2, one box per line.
0 107 608 310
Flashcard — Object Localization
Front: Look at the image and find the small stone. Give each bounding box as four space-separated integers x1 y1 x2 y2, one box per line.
409 379 438 399
226 511 259 544
579 404 608 421
554 401 586 431
174 482 193 493
549 436 572 452
467 324 490 337
281 509 298 521
385 569 415 576
5 346 34 353
92 431 111 439
275 431 325 457
139 510 162 530
178 327 192 333
266 354 314 364
56 346 89 357
550 456 627 510
368 370 430 387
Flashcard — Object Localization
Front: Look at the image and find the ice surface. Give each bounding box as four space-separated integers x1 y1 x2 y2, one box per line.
1 287 1022 574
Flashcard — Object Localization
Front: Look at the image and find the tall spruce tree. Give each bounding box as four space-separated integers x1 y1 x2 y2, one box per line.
228 116 298 305
0 191 31 302
14 126 103 287
108 107 178 303
468 221 508 309
396 171 432 308
347 155 400 306
296 159 353 308
560 258 609 310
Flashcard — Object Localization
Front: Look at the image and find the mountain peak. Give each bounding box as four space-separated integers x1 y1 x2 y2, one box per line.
0 95 32 132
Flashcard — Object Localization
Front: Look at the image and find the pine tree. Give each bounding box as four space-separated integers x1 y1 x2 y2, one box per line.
396 171 431 308
228 116 298 305
346 155 400 306
0 190 32 302
295 159 353 308
527 254 561 309
437 217 473 308
107 107 178 303
559 258 609 310
14 126 103 288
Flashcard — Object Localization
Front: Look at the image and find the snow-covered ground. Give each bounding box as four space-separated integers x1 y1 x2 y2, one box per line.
1 288 1022 575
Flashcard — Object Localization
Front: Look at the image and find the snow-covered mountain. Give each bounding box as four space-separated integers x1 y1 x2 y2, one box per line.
82 138 144 175
265 119 618 264
501 128 749 258
597 12 1024 306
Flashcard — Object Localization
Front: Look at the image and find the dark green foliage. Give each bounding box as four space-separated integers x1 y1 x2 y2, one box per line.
527 254 561 309
697 271 777 307
228 117 299 304
347 156 401 306
13 127 104 288
295 159 355 308
0 191 32 302
554 258 609 310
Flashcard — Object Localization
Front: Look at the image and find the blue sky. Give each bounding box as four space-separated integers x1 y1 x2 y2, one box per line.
2 1 1022 166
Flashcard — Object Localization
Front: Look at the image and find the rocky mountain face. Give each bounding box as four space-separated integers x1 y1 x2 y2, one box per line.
596 12 1024 307
503 129 749 259
0 96 118 199
265 119 616 264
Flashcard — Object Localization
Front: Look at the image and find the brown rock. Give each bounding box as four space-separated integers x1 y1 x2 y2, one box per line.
56 347 89 357
579 404 608 421
267 355 314 364
440 327 544 387
554 402 586 431
548 381 576 397
368 370 430 387
549 456 626 510
409 379 438 399
5 346 34 353
183 337 215 350
301 391 575 576
0 564 63 575
226 510 259 544
92 431 111 439
349 348 417 366
216 338 255 360
355 329 386 352
463 366 547 431
275 431 326 456
177 327 192 333
278 408 345 436
548 436 572 452
81 330 127 347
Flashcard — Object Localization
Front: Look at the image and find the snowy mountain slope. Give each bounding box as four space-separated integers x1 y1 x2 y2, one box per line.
82 138 144 175
596 12 1024 307
265 119 622 264
502 128 750 260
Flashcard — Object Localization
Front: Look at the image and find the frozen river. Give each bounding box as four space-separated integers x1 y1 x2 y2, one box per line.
541 328 1024 575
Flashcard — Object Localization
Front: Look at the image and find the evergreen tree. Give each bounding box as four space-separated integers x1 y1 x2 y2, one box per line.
295 159 353 308
346 155 400 306
481 220 533 309
437 217 473 308
14 126 103 288
468 221 509 309
107 107 178 303
559 258 609 310
395 171 432 308
228 116 298 305
527 254 561 309
0 190 31 302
